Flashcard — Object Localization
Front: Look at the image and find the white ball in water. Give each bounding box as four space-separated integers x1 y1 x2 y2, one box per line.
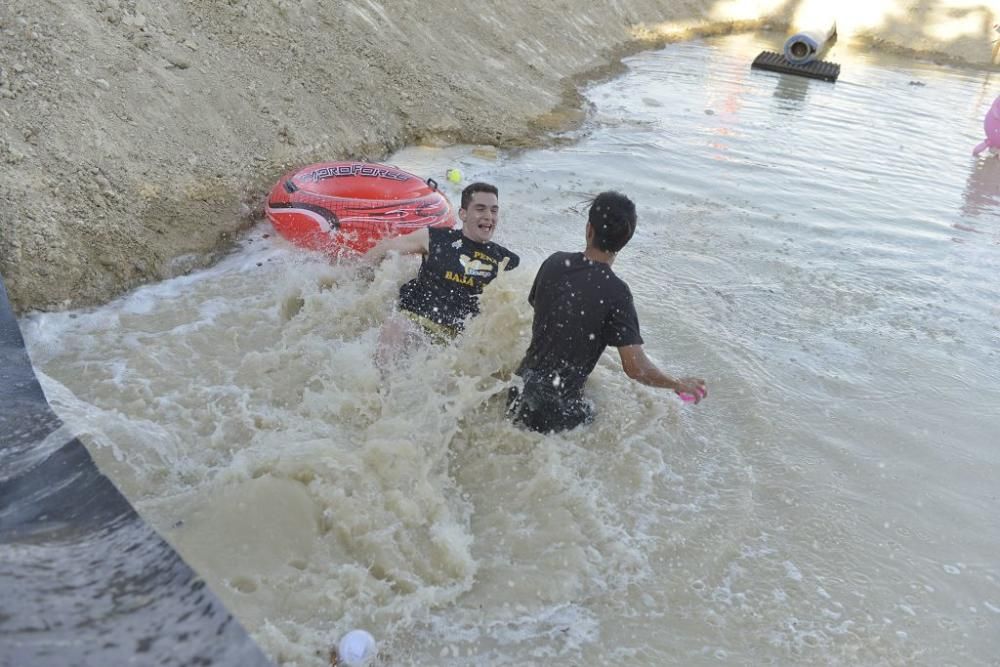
338 629 376 666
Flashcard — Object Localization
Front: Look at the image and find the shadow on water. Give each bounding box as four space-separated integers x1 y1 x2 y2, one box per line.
770 70 815 108
961 154 1000 217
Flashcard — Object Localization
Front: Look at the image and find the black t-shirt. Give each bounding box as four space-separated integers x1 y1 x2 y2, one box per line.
516 251 643 399
398 227 520 329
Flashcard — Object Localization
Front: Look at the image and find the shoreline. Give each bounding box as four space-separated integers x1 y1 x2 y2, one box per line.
1 1 996 314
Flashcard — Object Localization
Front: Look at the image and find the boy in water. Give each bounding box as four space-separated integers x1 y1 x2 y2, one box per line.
365 182 519 367
507 191 706 434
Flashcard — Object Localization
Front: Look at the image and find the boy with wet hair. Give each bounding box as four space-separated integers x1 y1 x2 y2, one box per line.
366 181 519 367
507 190 706 434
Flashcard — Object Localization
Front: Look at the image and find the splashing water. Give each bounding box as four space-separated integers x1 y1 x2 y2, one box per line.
23 33 1000 666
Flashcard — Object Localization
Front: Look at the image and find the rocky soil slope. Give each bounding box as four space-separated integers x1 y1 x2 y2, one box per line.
1 0 995 312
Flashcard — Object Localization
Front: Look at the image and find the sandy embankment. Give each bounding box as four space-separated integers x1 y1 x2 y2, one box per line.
0 0 996 313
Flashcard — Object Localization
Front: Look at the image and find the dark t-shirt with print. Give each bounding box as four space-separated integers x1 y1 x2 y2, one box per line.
516 251 643 399
399 227 519 329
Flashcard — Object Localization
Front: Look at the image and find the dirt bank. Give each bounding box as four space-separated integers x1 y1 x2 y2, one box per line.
1 0 996 313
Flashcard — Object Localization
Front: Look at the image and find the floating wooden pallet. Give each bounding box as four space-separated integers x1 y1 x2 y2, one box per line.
751 51 840 82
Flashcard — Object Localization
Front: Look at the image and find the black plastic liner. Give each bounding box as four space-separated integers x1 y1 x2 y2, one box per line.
0 276 275 667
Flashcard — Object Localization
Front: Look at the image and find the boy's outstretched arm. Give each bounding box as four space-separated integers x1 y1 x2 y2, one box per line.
364 227 430 264
618 344 707 403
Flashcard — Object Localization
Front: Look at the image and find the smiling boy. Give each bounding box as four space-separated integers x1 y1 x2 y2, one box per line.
366 182 519 366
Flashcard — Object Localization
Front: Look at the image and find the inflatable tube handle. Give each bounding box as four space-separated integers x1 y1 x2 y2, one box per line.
426 177 439 191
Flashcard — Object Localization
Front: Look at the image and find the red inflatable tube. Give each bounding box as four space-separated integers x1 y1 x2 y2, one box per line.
264 161 457 254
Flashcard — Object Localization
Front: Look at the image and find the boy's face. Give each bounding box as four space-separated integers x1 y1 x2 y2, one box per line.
459 191 499 243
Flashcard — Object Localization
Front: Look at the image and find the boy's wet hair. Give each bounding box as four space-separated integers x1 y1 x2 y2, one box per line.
588 191 636 252
461 182 499 210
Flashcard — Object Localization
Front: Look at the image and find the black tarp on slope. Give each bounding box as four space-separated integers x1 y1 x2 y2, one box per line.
0 276 275 667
